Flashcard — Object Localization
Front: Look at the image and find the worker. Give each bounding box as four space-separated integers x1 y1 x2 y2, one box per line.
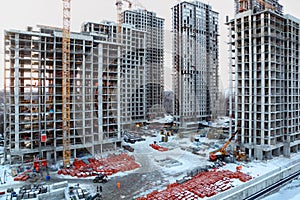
46 174 50 181
97 186 102 193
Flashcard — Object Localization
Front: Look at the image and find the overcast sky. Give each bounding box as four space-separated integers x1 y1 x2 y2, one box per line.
0 0 299 91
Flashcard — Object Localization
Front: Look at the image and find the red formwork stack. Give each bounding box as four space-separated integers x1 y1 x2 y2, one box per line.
13 170 32 182
137 169 252 199
149 144 169 151
57 153 140 178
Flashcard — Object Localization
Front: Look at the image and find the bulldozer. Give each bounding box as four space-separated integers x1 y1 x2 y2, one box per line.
209 129 239 161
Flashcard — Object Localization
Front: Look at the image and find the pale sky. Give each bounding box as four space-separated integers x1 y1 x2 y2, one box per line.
0 0 299 91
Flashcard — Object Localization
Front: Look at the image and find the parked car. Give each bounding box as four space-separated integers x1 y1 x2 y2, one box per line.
124 138 136 144
122 144 134 152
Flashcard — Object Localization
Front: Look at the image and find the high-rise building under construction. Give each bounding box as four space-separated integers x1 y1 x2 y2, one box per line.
3 22 146 164
172 1 219 132
227 0 300 160
123 9 165 119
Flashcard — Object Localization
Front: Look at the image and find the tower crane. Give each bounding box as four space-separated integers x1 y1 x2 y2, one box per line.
60 0 143 168
62 0 71 168
116 0 145 42
115 0 124 43
115 0 134 43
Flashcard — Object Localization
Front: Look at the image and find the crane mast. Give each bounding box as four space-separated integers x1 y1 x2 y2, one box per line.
116 0 123 43
62 0 71 168
116 0 135 43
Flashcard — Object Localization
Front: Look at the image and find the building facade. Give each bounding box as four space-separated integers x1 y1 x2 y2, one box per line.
228 0 300 160
123 9 165 119
82 21 147 129
3 22 146 164
172 1 219 131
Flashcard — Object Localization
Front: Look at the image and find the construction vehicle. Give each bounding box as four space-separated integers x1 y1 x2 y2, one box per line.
209 129 239 161
122 144 134 152
93 174 108 183
233 146 248 161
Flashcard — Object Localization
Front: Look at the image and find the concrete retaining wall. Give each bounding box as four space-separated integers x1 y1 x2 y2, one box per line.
37 181 68 200
51 181 68 190
37 188 65 200
209 159 300 200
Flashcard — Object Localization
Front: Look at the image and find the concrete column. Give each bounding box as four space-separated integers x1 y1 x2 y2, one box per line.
254 148 263 160
14 34 20 152
46 151 51 162
284 142 291 158
117 45 121 139
266 151 272 160
73 149 76 159
274 148 280 156
98 44 103 142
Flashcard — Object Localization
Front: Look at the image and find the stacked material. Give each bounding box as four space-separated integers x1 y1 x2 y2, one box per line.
149 144 169 152
137 169 252 199
57 153 140 178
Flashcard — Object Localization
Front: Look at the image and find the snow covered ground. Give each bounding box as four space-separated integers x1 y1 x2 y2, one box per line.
2 125 300 199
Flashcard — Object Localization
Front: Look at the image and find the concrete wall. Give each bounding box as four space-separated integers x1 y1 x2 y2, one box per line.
209 159 300 200
37 188 65 200
37 181 68 200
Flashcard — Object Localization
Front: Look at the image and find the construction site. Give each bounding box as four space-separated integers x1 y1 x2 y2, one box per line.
1 117 300 199
2 0 155 165
2 0 300 199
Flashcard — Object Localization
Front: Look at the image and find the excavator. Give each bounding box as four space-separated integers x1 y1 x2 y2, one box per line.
209 129 239 161
233 146 247 161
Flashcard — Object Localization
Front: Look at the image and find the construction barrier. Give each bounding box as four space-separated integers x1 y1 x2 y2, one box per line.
137 169 252 199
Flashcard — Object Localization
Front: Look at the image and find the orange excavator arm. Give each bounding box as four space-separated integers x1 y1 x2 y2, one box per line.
219 129 239 153
209 129 239 161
